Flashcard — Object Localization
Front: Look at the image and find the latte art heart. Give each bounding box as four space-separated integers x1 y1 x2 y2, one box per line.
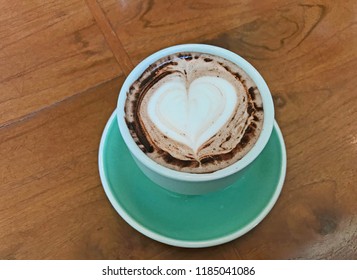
147 76 237 154
124 52 264 173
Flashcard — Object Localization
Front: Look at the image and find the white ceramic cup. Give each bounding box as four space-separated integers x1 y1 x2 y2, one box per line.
117 44 274 195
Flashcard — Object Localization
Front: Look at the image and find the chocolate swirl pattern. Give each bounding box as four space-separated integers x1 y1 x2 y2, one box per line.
125 52 264 173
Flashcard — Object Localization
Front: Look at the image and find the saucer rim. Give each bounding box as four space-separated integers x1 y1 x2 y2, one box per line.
98 110 287 248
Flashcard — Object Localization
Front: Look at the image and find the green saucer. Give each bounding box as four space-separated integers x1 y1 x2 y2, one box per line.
99 111 286 248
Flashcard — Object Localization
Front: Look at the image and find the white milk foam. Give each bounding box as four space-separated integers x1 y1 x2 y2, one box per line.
147 76 237 154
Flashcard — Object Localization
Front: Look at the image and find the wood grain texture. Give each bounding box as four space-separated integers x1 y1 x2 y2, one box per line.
0 78 123 259
98 0 279 65
85 0 134 76
0 0 356 259
0 0 122 127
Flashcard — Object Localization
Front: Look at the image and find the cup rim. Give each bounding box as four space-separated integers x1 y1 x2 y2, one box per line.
117 44 274 182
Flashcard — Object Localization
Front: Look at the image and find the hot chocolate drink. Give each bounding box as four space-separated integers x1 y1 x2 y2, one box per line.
124 52 264 173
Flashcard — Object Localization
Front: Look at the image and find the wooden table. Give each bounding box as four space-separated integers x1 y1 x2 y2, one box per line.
1 0 356 259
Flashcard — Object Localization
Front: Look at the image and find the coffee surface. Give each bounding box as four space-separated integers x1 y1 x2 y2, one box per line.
124 52 264 173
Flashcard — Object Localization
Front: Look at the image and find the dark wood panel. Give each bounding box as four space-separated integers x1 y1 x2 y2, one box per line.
0 78 126 259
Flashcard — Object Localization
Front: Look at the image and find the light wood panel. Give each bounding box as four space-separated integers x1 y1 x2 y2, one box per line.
0 0 122 126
